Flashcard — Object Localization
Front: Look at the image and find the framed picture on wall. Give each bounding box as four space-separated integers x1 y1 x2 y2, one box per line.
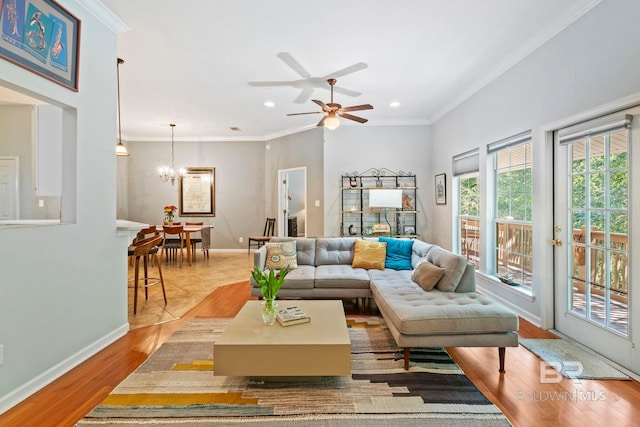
435 173 446 205
0 0 81 91
179 167 215 216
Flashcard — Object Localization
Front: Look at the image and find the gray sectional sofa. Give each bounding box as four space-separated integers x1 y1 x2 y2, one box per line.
251 236 519 372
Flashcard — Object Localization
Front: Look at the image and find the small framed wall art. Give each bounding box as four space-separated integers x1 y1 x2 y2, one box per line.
435 173 446 205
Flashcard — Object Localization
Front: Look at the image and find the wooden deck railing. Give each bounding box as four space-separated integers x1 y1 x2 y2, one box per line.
572 226 628 299
458 221 628 298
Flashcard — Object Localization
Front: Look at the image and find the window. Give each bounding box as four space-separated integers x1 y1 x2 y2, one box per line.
488 131 533 286
453 149 480 268
458 172 480 268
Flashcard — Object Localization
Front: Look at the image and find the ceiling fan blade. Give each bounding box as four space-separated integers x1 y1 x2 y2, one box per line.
332 86 362 97
287 111 323 116
248 81 298 87
277 52 311 78
339 113 368 124
316 116 327 127
324 62 368 79
312 99 329 110
341 104 374 113
294 87 313 104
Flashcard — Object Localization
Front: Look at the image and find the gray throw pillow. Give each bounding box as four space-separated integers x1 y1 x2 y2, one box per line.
411 261 445 291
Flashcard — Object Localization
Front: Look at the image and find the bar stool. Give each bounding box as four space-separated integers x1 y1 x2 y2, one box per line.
128 235 166 314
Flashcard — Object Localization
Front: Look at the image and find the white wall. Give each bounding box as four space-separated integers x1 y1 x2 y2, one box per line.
0 0 126 413
323 125 432 238
430 0 640 327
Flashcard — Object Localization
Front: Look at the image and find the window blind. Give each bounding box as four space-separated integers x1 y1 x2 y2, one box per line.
558 113 632 145
487 130 532 154
452 148 479 176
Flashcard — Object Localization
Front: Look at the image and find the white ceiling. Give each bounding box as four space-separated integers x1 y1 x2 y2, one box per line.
3 0 601 140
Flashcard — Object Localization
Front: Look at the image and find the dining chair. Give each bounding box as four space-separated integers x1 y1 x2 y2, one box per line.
131 225 160 266
248 218 276 254
128 235 166 314
186 221 204 262
161 225 186 267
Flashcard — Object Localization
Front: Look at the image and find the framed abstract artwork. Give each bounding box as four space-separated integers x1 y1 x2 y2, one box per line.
0 0 80 90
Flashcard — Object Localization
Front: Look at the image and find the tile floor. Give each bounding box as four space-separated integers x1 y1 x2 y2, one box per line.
127 250 254 329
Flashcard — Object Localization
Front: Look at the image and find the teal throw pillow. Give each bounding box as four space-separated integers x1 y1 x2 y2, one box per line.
379 237 414 270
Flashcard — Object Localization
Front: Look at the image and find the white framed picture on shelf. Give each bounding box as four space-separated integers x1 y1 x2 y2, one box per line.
403 225 415 235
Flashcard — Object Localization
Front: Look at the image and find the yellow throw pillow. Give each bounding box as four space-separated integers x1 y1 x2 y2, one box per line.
411 260 446 291
265 241 298 269
352 240 387 270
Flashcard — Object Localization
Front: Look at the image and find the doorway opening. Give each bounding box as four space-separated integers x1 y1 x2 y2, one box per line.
277 167 307 237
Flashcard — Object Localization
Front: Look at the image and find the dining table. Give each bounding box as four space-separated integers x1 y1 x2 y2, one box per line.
160 224 213 266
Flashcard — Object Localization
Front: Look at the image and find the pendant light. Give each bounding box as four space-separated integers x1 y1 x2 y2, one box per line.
115 58 129 156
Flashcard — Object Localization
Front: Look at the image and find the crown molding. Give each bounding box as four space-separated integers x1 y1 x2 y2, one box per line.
67 0 129 34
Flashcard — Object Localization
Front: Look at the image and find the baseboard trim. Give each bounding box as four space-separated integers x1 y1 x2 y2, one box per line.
0 323 129 415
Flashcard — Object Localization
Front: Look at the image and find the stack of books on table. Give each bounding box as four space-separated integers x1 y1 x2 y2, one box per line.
277 306 311 326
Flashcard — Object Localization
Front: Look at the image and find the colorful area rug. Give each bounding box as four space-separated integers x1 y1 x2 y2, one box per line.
520 338 629 380
78 317 511 426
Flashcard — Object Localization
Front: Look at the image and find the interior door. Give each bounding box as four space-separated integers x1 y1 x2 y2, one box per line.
553 107 639 373
0 157 19 220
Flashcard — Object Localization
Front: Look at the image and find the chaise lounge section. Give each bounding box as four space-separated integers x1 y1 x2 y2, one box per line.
251 236 519 372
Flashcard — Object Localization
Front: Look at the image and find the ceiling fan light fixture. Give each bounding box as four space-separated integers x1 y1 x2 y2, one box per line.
325 115 340 130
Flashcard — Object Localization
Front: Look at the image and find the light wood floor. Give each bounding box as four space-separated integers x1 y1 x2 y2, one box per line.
2 252 640 427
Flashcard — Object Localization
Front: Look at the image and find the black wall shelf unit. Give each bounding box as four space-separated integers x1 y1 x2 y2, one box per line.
341 168 418 238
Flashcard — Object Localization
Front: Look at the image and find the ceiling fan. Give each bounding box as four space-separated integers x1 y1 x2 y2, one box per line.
287 78 373 129
248 52 367 103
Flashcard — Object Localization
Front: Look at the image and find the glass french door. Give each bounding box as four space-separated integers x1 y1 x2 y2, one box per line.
553 108 639 374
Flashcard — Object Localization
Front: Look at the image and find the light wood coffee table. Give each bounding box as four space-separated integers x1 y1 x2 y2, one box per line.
214 300 351 376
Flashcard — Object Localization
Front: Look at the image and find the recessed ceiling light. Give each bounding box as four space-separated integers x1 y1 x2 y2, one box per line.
264 101 275 108
390 101 400 108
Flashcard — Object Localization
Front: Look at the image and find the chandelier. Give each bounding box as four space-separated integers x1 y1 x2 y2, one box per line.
158 123 185 185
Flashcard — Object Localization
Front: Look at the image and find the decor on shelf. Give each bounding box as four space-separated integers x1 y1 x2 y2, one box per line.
251 265 289 325
163 205 177 225
115 58 129 156
0 0 80 91
159 124 185 185
435 173 446 205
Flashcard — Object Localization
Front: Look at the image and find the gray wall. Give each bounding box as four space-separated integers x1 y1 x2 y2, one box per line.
121 139 265 249
324 125 432 238
0 105 34 218
265 127 324 237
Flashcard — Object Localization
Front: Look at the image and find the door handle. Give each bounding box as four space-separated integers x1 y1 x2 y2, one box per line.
551 239 563 246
